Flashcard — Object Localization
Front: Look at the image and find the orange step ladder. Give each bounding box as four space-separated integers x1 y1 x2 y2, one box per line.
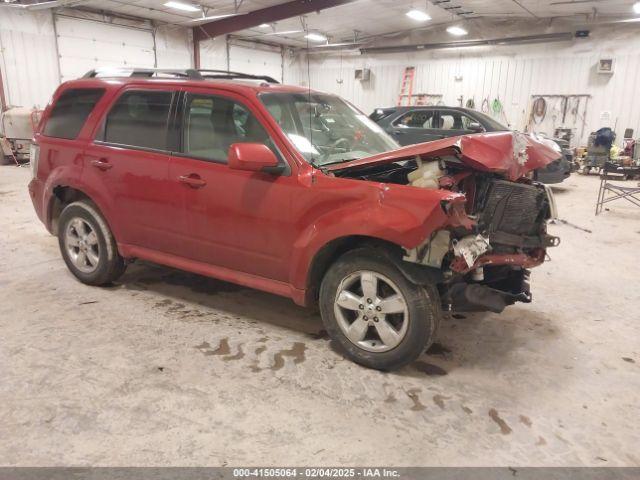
397 66 416 106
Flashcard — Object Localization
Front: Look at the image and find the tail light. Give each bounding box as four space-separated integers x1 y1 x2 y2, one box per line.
30 143 40 179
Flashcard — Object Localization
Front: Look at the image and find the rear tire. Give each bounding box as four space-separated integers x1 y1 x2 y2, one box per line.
319 249 441 371
58 200 126 286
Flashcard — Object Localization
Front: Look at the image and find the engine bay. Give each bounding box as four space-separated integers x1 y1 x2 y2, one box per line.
332 154 560 313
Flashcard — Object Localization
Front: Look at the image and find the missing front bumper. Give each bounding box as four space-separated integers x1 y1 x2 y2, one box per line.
446 268 532 313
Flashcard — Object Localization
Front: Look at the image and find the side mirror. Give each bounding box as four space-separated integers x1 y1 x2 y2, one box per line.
468 122 484 133
228 143 282 174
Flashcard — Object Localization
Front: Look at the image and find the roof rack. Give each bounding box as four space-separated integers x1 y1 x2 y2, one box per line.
83 68 203 80
81 68 279 84
197 69 279 84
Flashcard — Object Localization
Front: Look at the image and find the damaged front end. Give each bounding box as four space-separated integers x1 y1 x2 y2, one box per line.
330 131 561 314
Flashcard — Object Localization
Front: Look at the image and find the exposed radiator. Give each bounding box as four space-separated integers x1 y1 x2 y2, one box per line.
479 180 548 236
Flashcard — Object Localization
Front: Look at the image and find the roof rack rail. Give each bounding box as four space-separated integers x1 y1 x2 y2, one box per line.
81 68 279 84
197 69 280 84
82 68 204 80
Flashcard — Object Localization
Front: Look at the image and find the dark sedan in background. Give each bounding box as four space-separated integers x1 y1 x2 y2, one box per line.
370 105 572 184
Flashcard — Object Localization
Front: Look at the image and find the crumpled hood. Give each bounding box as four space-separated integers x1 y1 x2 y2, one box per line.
327 131 561 181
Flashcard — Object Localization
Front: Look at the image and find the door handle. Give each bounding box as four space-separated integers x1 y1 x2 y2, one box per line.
179 174 207 188
393 130 406 135
91 158 112 171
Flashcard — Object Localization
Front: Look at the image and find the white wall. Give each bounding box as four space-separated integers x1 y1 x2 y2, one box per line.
155 25 193 69
0 8 59 109
294 25 640 145
0 8 192 112
54 15 156 83
199 36 292 84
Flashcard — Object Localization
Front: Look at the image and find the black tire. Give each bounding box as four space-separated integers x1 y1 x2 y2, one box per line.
319 249 441 371
58 200 126 286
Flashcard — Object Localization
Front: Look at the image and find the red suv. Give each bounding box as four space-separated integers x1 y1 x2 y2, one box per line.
28 68 560 371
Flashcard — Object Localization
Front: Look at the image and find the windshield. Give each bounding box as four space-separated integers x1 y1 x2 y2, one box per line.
260 92 399 166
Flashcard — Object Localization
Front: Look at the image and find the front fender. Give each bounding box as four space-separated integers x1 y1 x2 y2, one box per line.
288 179 463 290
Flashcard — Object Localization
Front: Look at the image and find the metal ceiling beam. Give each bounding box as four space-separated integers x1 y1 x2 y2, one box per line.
360 32 575 54
193 0 358 41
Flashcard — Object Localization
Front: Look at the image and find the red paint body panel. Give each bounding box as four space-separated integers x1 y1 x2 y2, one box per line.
327 131 560 181
29 77 555 307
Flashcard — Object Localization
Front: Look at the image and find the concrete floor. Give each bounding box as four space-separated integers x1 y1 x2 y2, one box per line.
1 164 639 466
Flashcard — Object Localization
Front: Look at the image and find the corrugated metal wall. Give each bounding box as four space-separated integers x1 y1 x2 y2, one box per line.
54 15 156 83
0 9 59 109
297 28 640 144
0 9 192 113
199 36 291 84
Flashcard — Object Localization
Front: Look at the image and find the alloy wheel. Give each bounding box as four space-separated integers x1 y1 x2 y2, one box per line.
333 270 409 352
65 217 100 274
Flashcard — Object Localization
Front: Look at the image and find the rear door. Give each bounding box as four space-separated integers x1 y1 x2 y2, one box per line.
83 86 181 254
167 88 296 281
387 109 443 145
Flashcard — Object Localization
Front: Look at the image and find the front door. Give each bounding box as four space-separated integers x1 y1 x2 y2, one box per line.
436 109 481 137
168 89 296 282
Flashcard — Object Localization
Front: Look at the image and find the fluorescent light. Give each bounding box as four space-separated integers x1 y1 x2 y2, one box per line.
305 32 327 42
188 14 236 22
262 30 303 36
634 1 640 13
447 26 468 36
259 23 270 28
406 9 431 22
164 1 200 12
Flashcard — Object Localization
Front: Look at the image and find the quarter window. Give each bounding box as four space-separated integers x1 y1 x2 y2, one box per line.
43 88 105 139
103 91 173 150
182 94 271 162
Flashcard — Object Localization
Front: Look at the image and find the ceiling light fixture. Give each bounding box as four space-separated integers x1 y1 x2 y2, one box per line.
634 1 640 14
259 23 270 28
261 30 303 36
446 26 468 36
305 32 327 42
164 1 200 12
188 14 236 22
406 9 431 22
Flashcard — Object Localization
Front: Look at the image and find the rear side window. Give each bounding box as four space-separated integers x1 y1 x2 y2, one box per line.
43 88 105 139
103 91 173 151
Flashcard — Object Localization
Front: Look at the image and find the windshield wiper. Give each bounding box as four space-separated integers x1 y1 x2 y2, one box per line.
318 158 360 167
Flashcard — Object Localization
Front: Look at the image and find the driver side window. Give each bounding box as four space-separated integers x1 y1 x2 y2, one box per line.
182 94 271 163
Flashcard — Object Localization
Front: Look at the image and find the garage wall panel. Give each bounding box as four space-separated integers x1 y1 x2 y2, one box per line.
199 36 228 70
155 25 192 69
229 42 282 82
297 27 640 144
54 16 156 82
0 9 59 109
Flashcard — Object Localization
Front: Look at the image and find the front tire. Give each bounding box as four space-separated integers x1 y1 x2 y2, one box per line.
319 249 441 371
58 200 126 286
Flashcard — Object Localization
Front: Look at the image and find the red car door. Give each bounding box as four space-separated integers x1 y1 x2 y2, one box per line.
82 87 182 255
167 88 296 282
